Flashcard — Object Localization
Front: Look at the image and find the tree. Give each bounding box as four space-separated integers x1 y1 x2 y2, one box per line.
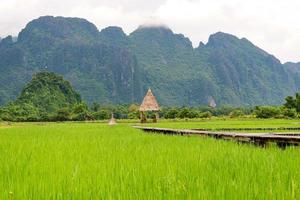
72 103 93 121
198 111 212 118
128 104 139 119
92 110 110 120
254 106 281 118
55 108 71 121
281 107 297 118
283 93 300 114
177 108 190 119
164 108 178 119
229 109 244 118
296 93 300 113
284 96 296 109
91 102 100 112
187 110 199 118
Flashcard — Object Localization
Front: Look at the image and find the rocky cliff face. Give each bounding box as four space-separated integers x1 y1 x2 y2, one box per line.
0 16 299 106
0 16 142 105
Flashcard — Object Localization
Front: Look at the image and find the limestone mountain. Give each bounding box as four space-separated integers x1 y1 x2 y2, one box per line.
284 62 300 90
284 62 300 75
0 16 141 106
0 72 81 120
196 32 295 105
14 71 81 111
0 16 299 106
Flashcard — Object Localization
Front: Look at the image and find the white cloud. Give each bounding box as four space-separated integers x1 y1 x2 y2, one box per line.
0 0 300 62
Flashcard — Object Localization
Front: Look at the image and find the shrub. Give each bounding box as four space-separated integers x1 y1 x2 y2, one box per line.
128 111 139 119
281 108 297 118
254 106 281 118
72 103 93 121
92 110 110 120
177 108 190 119
229 109 244 118
55 108 71 121
164 108 178 119
199 111 212 118
187 110 199 118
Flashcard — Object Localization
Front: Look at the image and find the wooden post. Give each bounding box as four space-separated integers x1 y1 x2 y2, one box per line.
140 111 147 123
153 112 159 123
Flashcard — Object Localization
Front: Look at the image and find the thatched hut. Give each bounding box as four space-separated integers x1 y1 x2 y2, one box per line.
139 88 160 123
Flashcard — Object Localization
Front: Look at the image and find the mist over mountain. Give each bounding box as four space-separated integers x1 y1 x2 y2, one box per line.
0 16 299 106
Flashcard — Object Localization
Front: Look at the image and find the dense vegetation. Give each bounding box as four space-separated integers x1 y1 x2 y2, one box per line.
0 70 299 122
1 16 300 106
0 72 82 121
0 122 299 199
0 16 141 106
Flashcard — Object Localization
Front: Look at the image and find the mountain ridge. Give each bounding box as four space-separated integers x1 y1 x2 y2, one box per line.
0 16 299 106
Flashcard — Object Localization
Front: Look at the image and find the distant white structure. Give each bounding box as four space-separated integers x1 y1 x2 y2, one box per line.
209 97 217 108
108 113 117 125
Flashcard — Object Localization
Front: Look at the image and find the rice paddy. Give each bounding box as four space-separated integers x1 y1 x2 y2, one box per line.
140 118 300 132
0 119 300 199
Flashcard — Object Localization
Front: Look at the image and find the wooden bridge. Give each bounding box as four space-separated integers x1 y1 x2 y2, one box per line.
133 126 300 149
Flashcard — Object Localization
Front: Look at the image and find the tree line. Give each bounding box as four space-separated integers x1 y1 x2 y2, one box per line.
1 93 300 122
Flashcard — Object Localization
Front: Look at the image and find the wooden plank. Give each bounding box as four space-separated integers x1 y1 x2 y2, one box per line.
193 127 300 131
133 126 300 148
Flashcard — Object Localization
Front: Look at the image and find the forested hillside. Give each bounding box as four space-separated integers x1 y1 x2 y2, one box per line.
0 72 82 121
0 16 299 106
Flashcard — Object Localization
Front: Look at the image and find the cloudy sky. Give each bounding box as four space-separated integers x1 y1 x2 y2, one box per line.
1 0 300 63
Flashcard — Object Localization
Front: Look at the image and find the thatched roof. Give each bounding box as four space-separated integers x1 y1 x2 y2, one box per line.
139 88 160 111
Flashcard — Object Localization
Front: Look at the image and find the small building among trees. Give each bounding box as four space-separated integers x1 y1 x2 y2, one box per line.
139 88 160 123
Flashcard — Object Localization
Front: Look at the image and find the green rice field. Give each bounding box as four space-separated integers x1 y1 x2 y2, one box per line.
0 119 300 199
140 118 300 132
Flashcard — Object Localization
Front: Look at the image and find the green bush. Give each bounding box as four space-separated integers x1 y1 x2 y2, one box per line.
164 108 178 119
229 109 244 118
72 103 94 121
128 111 139 119
254 106 281 118
187 110 199 118
177 108 190 119
55 108 71 121
199 111 212 118
92 110 110 120
281 108 297 118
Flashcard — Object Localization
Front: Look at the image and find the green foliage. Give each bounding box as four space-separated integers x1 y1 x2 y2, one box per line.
198 111 212 118
284 93 300 113
254 106 281 118
92 110 110 120
177 108 190 119
281 107 297 118
55 108 71 121
90 102 101 112
127 104 140 119
127 111 139 119
229 109 244 118
72 102 93 121
0 16 299 107
164 108 178 119
1 71 81 121
284 96 296 109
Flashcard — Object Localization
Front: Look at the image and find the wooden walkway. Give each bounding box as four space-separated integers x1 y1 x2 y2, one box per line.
133 126 300 149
